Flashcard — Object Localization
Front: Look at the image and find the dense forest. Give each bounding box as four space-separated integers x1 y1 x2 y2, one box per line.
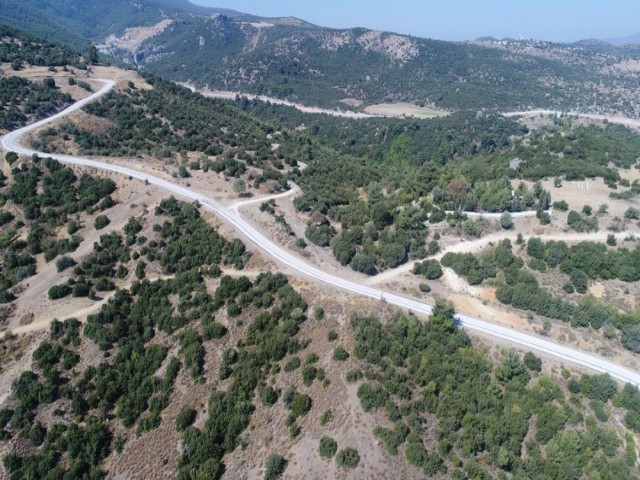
0 24 82 68
350 302 640 478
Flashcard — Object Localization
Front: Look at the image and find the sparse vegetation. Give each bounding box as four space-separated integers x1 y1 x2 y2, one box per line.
4 19 640 480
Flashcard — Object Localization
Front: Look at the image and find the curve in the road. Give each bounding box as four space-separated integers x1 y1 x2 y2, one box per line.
3 79 640 386
229 182 301 211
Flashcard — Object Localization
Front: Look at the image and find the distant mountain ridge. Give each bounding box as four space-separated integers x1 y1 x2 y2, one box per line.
2 0 640 116
604 31 640 46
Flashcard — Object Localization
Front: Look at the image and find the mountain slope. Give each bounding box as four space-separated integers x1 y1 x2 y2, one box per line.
605 31 640 46
3 1 640 114
132 16 640 113
0 0 235 48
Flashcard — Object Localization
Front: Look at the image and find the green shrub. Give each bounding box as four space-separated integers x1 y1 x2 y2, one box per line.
319 436 338 459
624 207 640 220
336 447 360 468
94 215 110 230
412 259 443 280
580 374 618 402
261 386 279 407
5 151 18 165
203 321 227 340
264 454 287 480
48 283 70 300
357 383 388 411
332 346 350 361
500 211 514 229
553 200 569 211
176 406 196 431
284 356 301 372
67 219 80 234
290 393 312 417
55 255 76 272
302 365 317 386
320 410 333 426
523 352 542 372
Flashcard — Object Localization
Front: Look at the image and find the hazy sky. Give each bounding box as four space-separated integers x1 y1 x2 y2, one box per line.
191 0 640 42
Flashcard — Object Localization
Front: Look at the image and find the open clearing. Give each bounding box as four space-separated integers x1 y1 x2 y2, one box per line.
364 102 446 118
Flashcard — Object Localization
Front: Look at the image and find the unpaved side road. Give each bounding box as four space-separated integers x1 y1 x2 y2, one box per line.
367 230 640 286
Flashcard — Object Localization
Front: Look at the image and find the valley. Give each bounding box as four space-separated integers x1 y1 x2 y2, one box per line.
182 83 445 119
2 6 640 479
4 73 640 385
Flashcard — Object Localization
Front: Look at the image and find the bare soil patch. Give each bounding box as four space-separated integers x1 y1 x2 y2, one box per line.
364 102 446 118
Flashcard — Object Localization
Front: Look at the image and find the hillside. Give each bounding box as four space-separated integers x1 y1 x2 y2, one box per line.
2 2 640 114
4 19 640 480
0 153 639 479
130 18 609 112
0 0 235 49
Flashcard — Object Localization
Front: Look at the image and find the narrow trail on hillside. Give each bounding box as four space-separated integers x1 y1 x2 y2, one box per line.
367 230 640 285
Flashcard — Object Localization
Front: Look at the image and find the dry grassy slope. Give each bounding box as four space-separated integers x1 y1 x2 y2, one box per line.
2 64 640 479
0 141 424 479
102 287 428 480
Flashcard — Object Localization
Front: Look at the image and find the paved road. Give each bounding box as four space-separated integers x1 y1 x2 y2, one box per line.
503 109 640 129
3 80 640 386
180 82 379 119
445 208 552 219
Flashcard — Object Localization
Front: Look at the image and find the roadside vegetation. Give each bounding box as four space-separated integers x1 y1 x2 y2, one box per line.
3 23 640 480
433 238 640 353
0 155 116 304
350 300 640 478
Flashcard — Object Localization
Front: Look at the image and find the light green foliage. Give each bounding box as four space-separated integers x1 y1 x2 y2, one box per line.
284 357 301 372
320 410 333 426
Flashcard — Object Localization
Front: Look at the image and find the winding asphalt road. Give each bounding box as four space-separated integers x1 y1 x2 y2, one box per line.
3 79 640 385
